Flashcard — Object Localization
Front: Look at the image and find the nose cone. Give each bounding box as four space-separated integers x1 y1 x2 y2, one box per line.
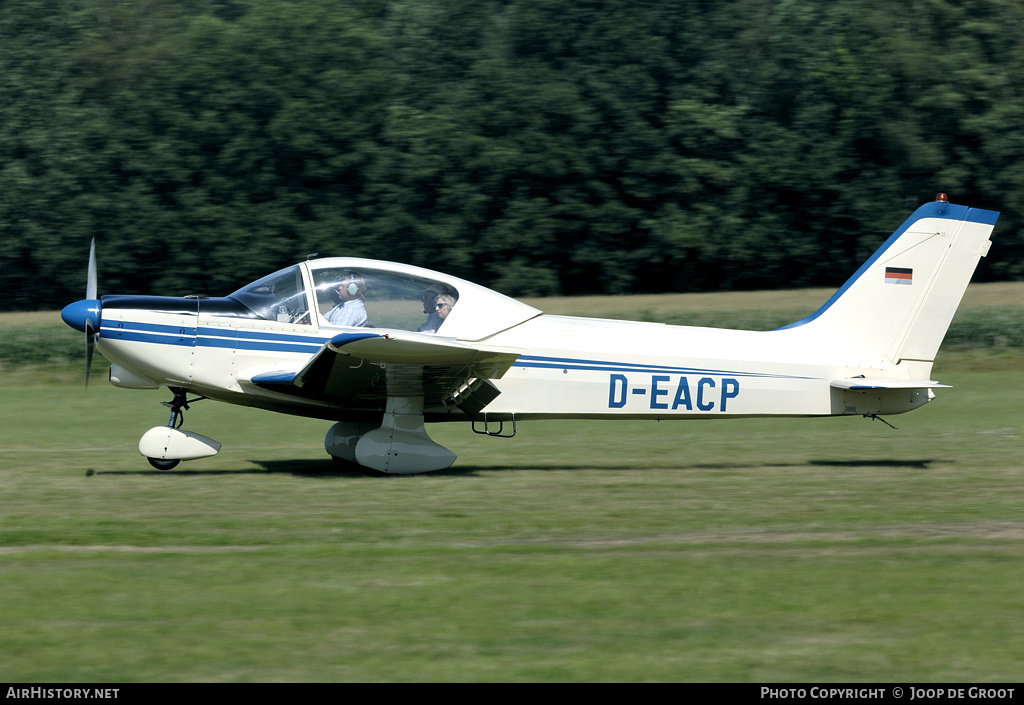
61 299 101 333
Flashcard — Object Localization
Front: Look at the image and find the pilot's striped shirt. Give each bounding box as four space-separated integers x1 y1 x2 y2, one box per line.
325 299 368 327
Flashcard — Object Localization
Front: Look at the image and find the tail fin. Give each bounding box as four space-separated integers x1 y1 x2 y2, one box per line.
780 198 998 365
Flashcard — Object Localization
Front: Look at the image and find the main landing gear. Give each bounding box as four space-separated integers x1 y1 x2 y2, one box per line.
325 396 457 474
139 387 221 470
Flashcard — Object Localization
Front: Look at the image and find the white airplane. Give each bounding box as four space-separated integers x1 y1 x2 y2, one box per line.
61 195 998 474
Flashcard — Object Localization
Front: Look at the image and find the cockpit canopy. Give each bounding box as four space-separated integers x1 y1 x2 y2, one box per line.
227 258 541 340
310 266 458 332
229 263 457 331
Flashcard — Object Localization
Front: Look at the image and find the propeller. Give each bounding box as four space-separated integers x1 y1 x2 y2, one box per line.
87 238 97 300
60 239 101 386
85 238 97 386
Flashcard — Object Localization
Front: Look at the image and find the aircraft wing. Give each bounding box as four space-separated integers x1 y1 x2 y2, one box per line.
830 378 951 390
247 331 521 418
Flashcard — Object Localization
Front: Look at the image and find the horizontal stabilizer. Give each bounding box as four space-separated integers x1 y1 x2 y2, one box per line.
830 378 951 391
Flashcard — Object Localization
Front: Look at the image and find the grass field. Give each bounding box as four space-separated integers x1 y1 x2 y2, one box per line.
2 285 1023 681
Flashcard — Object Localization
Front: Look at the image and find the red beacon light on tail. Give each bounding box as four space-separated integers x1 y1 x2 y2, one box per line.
936 193 949 203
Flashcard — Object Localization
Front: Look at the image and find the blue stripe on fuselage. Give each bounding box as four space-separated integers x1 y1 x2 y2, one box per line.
99 328 196 347
100 319 327 354
512 354 811 380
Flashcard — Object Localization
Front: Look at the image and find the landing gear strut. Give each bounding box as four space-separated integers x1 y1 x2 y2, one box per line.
161 386 195 430
147 387 192 470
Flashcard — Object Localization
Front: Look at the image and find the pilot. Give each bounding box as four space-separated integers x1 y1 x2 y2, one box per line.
418 289 442 333
324 272 368 327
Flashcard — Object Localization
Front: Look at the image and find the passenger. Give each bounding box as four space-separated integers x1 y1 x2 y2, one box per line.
324 273 368 327
433 293 456 330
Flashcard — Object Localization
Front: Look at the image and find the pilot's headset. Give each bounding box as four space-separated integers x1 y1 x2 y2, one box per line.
341 272 366 298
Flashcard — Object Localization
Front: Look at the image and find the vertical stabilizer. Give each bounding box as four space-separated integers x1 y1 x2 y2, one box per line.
780 199 998 365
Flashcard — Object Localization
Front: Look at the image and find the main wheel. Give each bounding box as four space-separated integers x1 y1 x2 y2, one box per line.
147 457 181 471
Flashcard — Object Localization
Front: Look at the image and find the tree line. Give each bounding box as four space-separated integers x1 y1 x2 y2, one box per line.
2 0 1022 311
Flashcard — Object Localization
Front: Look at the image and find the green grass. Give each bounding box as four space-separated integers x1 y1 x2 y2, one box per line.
2 283 1023 681
2 367 1023 681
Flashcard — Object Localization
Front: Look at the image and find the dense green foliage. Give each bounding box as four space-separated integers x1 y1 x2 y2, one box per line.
2 0 1022 310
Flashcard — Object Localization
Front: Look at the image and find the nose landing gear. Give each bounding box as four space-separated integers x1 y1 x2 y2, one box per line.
140 387 221 470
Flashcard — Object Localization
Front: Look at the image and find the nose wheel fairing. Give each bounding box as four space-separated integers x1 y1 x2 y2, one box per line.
139 426 222 465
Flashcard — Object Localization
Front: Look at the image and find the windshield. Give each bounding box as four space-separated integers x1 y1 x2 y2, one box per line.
312 267 458 332
229 265 311 324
